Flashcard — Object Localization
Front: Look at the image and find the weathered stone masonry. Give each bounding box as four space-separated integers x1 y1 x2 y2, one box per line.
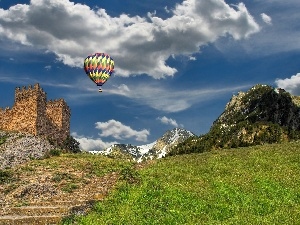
0 83 70 144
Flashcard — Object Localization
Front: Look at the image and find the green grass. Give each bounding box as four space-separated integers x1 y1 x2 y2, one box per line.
64 141 300 225
20 152 133 177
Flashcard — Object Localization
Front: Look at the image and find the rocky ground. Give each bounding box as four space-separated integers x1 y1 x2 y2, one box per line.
0 131 127 224
0 131 54 169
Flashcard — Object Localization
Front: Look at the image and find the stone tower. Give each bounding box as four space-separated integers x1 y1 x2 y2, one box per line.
0 83 70 144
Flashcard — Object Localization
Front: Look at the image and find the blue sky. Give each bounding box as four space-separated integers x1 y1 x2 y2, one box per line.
0 0 300 151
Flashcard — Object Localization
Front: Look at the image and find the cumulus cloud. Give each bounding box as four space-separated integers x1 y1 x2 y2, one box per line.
95 119 150 142
72 132 117 151
221 1 300 56
275 73 300 96
72 119 150 150
0 0 259 79
261 13 272 25
157 116 182 127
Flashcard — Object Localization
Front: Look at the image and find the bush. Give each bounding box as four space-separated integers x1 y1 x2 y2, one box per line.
119 166 141 184
0 169 14 184
49 149 61 156
0 135 7 145
62 136 81 153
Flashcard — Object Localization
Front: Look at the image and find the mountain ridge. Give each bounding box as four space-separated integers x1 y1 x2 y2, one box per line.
169 84 300 156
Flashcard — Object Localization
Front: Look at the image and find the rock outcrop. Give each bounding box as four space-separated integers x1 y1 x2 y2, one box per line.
0 131 54 169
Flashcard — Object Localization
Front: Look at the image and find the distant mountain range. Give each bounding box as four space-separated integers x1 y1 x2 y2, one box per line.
89 128 195 162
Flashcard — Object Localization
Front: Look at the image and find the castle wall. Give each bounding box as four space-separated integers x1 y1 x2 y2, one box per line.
0 107 13 131
0 83 70 144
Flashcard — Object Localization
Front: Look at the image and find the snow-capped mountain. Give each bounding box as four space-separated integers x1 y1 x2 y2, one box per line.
89 128 195 162
147 127 195 159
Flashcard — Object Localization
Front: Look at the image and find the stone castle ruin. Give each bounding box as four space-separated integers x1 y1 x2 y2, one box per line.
0 83 70 144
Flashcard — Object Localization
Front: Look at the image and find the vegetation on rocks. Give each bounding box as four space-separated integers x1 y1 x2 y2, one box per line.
0 135 7 145
0 169 14 185
169 85 300 156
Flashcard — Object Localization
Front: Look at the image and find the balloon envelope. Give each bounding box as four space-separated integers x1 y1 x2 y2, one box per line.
83 53 114 87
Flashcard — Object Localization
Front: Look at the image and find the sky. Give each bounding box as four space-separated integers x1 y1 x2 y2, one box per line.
0 0 300 151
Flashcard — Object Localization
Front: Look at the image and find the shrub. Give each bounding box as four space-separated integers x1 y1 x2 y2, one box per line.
62 183 78 193
62 136 81 153
0 169 14 184
119 166 141 184
48 148 61 157
0 135 7 145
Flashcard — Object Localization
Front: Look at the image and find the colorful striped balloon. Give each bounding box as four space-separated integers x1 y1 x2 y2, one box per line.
83 53 114 90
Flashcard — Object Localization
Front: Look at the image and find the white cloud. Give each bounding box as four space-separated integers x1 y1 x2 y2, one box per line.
105 82 252 113
216 1 300 56
95 119 150 142
72 119 150 150
0 0 260 79
110 84 131 96
275 73 300 96
44 65 52 70
72 132 117 151
157 116 182 127
261 13 272 25
164 6 170 13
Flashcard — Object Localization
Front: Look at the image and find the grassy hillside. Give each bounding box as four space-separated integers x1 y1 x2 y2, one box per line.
64 141 300 225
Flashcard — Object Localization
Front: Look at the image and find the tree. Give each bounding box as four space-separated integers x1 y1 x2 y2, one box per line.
62 136 81 153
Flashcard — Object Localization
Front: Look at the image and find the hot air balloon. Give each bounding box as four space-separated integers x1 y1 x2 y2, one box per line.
83 53 114 92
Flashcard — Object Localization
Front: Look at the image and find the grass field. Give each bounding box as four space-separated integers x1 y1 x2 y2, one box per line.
63 141 300 225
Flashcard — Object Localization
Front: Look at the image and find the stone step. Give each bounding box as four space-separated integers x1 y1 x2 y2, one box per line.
2 206 69 216
0 199 96 225
0 215 61 225
27 199 90 207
